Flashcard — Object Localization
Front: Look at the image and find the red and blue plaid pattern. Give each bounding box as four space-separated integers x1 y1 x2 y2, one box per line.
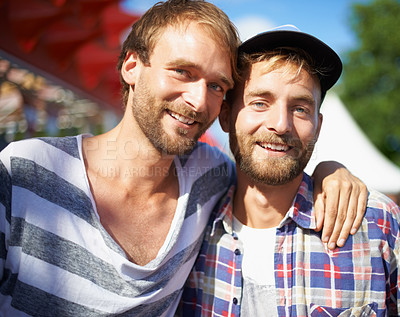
180 173 400 316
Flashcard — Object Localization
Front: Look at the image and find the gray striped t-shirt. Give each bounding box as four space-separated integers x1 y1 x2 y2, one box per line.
0 135 235 316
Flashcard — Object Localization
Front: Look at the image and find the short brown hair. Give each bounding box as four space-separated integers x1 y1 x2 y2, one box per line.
117 0 240 107
227 47 326 107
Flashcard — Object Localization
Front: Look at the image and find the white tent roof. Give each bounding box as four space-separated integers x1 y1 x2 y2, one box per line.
305 93 400 195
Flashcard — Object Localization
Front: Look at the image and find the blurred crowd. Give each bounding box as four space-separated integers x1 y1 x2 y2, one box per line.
0 55 118 150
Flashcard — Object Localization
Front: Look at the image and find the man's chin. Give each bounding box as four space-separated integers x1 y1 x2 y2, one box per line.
155 137 198 156
238 156 303 185
150 123 209 156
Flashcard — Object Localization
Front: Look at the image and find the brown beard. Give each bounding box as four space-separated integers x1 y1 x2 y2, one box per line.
131 81 214 155
230 129 316 185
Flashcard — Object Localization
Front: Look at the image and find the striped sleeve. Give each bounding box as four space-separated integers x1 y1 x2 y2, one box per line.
0 150 11 282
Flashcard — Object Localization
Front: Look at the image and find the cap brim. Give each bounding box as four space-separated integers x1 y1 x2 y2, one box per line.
239 30 342 92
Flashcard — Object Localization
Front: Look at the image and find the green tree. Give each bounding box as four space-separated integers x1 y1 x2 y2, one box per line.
340 0 400 166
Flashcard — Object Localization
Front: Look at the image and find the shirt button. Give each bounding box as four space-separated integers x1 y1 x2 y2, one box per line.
234 249 241 255
233 297 238 305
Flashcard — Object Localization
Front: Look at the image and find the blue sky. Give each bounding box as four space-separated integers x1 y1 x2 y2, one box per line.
121 0 370 55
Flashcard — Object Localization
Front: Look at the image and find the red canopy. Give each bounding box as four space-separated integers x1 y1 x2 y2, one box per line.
0 0 140 113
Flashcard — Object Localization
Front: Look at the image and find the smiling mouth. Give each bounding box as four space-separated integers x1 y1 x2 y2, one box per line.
167 110 195 125
257 142 292 152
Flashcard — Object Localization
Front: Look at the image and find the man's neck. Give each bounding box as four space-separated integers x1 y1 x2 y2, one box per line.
81 111 180 266
233 169 304 229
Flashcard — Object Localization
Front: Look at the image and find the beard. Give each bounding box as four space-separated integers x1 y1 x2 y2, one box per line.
131 81 214 155
230 129 316 185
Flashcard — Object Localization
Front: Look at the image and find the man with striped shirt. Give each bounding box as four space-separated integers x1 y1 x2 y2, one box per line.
0 1 367 316
181 26 400 316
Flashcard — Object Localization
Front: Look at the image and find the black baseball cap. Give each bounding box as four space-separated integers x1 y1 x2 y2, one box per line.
239 25 343 98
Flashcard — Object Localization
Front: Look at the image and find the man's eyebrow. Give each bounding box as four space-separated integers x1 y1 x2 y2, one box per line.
166 59 196 68
166 59 234 89
245 90 316 106
220 74 234 90
246 89 274 99
293 94 316 106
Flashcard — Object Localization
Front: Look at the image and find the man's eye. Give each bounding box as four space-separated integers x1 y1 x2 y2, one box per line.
175 69 187 76
253 102 266 109
208 83 223 92
294 106 309 114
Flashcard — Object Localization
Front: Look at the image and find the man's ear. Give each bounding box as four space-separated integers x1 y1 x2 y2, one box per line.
121 51 140 85
315 113 323 142
219 100 231 133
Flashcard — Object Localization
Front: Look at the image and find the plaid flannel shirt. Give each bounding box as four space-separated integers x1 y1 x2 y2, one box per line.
180 173 400 317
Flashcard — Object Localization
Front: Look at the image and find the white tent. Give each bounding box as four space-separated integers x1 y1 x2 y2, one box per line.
305 93 400 195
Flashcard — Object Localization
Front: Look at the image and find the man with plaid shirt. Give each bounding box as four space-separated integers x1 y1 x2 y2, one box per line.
180 25 400 316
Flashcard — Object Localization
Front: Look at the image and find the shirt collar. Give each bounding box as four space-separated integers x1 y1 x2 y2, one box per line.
211 185 235 237
212 173 317 234
278 173 316 230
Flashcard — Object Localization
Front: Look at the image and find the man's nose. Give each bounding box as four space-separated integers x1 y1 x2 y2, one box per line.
264 104 291 135
182 80 208 113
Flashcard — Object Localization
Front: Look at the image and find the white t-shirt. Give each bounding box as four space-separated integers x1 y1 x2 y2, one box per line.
233 216 278 316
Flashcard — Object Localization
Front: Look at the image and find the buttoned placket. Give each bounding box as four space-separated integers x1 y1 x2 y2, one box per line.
221 214 244 317
231 230 243 316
